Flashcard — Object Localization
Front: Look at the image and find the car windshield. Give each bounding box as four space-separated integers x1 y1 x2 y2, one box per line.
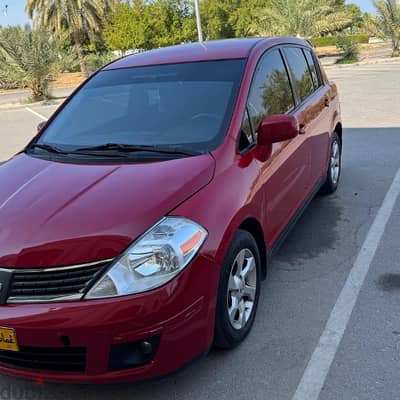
34 59 246 156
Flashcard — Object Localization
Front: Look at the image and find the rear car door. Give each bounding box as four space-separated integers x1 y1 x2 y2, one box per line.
282 46 332 187
242 48 311 246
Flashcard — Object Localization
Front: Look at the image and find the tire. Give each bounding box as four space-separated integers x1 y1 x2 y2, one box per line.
320 132 342 195
214 230 261 349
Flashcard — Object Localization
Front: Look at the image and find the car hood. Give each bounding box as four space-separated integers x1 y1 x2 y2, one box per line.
0 154 215 268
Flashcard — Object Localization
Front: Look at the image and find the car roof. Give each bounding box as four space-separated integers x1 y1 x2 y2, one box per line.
104 37 311 70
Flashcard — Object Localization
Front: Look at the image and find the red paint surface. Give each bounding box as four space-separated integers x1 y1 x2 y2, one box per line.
0 153 214 267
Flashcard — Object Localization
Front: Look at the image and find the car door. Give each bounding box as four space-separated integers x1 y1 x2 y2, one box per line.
304 48 333 185
282 46 331 188
243 48 311 246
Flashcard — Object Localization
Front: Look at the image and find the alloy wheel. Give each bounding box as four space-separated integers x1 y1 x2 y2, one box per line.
226 248 257 330
330 140 341 185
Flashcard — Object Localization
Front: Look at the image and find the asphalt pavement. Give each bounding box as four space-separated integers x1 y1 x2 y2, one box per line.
0 63 400 400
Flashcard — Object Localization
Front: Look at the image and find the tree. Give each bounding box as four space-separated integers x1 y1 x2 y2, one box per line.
199 0 262 39
146 0 197 48
0 26 59 101
255 0 354 37
103 0 148 54
373 0 400 56
230 0 265 37
336 35 359 63
103 0 196 52
344 4 363 33
25 0 110 75
200 0 235 39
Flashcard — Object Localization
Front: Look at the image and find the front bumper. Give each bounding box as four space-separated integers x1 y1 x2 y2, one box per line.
0 255 219 383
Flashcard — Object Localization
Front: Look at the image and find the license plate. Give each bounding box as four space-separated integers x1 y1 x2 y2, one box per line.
0 327 19 352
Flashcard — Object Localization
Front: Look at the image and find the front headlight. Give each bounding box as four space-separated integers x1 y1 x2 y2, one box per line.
85 217 207 299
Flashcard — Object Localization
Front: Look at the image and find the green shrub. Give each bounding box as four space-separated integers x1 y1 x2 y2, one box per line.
336 35 359 64
311 34 369 47
85 52 116 73
352 34 370 44
311 36 337 47
58 46 81 73
0 26 59 100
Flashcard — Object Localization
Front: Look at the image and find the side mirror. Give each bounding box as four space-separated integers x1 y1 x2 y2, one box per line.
257 114 299 146
37 121 46 133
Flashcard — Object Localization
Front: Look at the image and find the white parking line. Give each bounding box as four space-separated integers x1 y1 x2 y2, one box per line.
292 166 400 400
25 107 47 121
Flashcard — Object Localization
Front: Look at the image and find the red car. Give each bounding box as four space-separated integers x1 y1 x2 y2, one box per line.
0 37 341 383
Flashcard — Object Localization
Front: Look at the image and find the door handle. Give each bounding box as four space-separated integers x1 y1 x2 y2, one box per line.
299 124 307 135
324 97 330 107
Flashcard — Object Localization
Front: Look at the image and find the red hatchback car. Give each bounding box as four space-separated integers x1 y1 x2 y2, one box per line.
0 38 342 383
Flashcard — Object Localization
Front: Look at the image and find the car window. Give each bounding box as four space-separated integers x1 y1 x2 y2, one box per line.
283 47 315 103
35 60 246 154
303 49 320 89
246 49 295 140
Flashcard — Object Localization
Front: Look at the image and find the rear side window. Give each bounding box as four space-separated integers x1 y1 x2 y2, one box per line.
283 47 314 103
303 49 320 89
319 61 329 85
246 49 295 139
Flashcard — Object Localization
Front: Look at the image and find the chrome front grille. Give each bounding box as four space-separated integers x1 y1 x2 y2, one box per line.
0 259 112 303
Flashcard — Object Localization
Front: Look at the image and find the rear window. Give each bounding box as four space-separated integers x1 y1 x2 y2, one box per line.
303 49 320 89
36 60 246 153
282 47 314 103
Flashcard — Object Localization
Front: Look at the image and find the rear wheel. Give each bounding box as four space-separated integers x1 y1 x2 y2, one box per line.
320 132 342 195
214 230 261 349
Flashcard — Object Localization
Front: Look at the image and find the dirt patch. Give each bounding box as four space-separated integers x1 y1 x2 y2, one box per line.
315 46 342 57
316 43 390 57
52 72 86 88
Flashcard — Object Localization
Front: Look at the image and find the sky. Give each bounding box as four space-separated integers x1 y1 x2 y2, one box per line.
0 0 376 27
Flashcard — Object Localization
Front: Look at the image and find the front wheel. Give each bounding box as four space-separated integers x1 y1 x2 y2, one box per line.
214 230 261 349
320 132 342 195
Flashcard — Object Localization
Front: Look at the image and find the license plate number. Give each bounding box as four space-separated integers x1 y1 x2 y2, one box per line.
0 327 19 352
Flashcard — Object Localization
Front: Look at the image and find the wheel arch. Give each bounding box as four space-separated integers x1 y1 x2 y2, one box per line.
334 122 343 146
238 218 267 280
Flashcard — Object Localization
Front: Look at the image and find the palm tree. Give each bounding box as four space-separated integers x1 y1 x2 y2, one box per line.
255 0 354 38
373 0 400 57
0 26 59 101
26 0 111 75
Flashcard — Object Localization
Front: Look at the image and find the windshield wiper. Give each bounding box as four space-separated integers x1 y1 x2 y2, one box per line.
29 143 129 158
29 143 70 155
75 143 202 157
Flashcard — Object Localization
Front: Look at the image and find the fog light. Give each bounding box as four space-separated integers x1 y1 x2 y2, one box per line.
140 340 153 355
108 336 160 371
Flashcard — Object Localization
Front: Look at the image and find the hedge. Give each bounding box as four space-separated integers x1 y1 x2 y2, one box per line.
310 34 369 47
